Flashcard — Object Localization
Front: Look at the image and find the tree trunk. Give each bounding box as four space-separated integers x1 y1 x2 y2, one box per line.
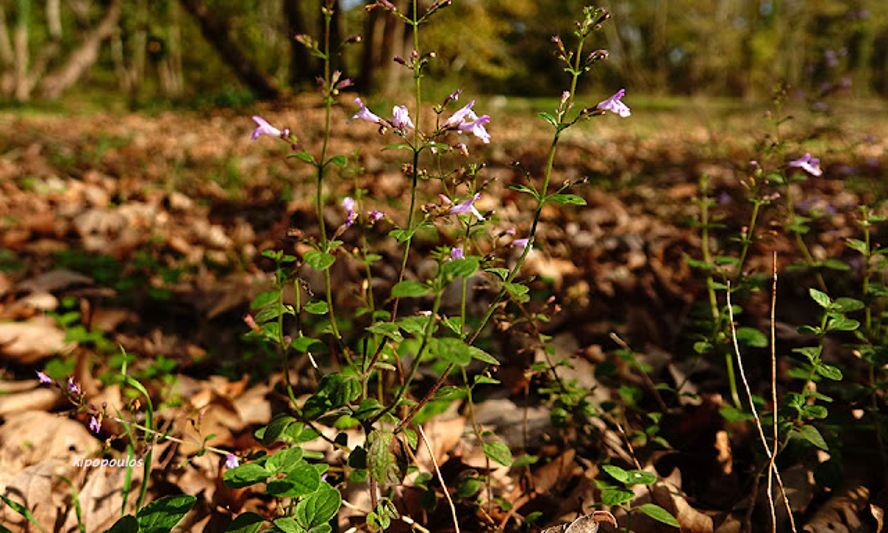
13 0 31 101
283 0 312 88
179 0 282 100
358 1 382 92
46 0 62 39
37 0 122 99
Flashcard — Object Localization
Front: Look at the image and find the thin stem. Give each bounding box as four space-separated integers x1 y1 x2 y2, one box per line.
417 424 460 533
727 281 797 533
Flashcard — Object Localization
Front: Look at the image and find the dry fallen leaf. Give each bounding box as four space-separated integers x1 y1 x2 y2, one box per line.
0 316 74 363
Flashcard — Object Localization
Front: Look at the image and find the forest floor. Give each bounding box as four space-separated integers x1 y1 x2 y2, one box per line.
0 95 887 532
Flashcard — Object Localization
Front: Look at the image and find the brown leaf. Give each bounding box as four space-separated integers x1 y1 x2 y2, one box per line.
803 485 870 533
0 317 74 363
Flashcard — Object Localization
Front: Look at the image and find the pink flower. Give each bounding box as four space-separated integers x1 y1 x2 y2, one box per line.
449 193 484 221
224 453 239 469
251 116 282 140
392 105 414 131
451 247 464 260
789 153 823 177
352 98 383 124
444 100 477 128
36 371 52 385
596 89 631 118
88 416 100 434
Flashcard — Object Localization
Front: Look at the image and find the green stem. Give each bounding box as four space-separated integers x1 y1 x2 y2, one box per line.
396 34 589 434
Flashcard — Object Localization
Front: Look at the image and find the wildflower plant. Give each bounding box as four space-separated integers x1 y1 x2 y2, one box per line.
230 2 646 531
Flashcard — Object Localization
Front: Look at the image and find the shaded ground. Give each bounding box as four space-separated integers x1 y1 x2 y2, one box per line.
0 95 886 531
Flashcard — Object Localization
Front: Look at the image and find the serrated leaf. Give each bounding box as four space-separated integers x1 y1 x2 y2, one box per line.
328 155 348 167
470 347 499 365
289 151 316 164
292 336 321 352
367 322 403 342
262 414 297 445
266 447 304 474
638 503 680 528
602 464 629 484
442 257 479 279
304 250 335 271
250 291 279 310
296 484 342 529
268 461 321 497
391 280 430 298
105 515 139 533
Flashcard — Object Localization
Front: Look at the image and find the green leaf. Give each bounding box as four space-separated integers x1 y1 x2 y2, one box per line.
833 297 865 313
367 322 403 343
470 347 500 365
625 470 657 486
136 494 197 533
538 112 558 128
846 239 868 255
104 515 139 533
826 316 859 332
391 280 430 298
250 291 279 310
600 487 634 506
815 364 843 381
295 484 342 529
442 257 480 279
289 151 316 164
272 517 302 533
809 288 832 308
503 282 530 303
482 438 513 467
0 494 47 533
303 301 329 315
268 460 321 497
547 193 587 206
382 143 412 152
637 503 680 528
225 512 265 533
292 336 321 352
432 337 473 366
223 463 269 488
602 464 629 484
261 414 298 445
792 425 829 450
328 155 347 167
266 447 305 474
485 267 510 280
367 430 401 486
736 327 768 348
304 250 335 271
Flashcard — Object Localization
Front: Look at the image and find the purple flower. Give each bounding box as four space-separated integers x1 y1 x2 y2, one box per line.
224 453 239 469
342 197 358 228
789 153 823 177
251 116 282 140
368 210 384 224
444 100 477 128
449 193 484 221
444 100 492 143
36 371 52 385
445 88 462 105
352 98 383 124
596 88 631 118
392 105 414 131
451 247 464 260
67 377 81 396
88 416 100 434
512 237 532 251
458 114 491 144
